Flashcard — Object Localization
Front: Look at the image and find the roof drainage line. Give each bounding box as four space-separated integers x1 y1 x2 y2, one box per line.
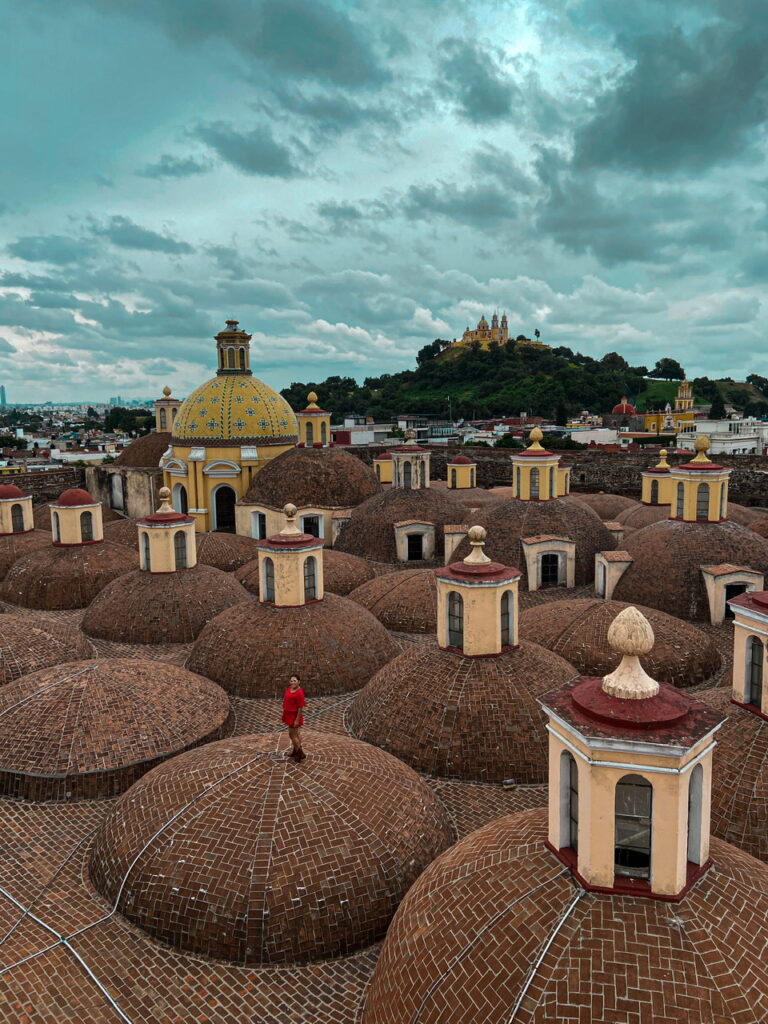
0 886 133 1024
408 869 569 1024
0 664 99 721
507 888 585 1023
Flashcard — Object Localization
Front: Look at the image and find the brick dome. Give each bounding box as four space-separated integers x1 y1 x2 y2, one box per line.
103 520 263 571
0 484 26 499
749 518 768 538
242 446 379 508
113 431 171 467
186 592 399 697
235 548 374 597
347 641 576 783
571 492 639 520
0 541 135 610
616 502 670 529
0 614 94 685
362 807 768 1024
613 519 768 620
519 599 721 688
697 688 768 862
334 487 467 564
0 529 51 580
102 517 139 547
81 565 249 644
452 496 615 587
88 731 453 965
0 659 230 801
449 454 474 464
53 487 96 507
348 568 438 633
729 502 766 526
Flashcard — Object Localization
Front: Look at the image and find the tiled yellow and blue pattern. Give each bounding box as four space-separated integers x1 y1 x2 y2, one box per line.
172 374 299 445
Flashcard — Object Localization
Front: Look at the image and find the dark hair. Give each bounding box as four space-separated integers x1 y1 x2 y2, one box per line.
290 674 301 682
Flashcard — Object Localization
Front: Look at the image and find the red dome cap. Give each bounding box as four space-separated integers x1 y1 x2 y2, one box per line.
450 454 475 464
611 397 636 414
54 487 96 506
0 485 26 499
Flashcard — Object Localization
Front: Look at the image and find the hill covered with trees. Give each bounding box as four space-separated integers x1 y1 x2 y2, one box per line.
280 338 768 422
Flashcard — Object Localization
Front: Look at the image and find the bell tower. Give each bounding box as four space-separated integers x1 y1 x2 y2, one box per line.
215 319 252 376
154 386 181 433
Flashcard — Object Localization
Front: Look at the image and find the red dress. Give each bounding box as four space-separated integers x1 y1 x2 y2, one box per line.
282 687 306 727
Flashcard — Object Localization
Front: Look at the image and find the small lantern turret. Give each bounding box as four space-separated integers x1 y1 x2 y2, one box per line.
255 503 324 607
50 488 103 546
137 486 197 573
669 436 730 523
296 391 331 447
215 319 252 376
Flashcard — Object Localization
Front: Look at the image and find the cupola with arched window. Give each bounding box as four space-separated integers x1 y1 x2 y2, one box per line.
435 525 521 656
295 392 332 448
640 449 673 506
154 385 181 433
49 488 103 546
728 589 768 719
668 436 729 523
254 502 324 607
136 486 197 573
0 484 33 536
390 430 431 490
540 606 726 899
215 319 252 375
508 427 569 500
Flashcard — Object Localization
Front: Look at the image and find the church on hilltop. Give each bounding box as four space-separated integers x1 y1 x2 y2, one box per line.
452 312 548 351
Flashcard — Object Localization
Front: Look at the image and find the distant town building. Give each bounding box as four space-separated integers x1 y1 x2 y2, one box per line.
451 313 548 353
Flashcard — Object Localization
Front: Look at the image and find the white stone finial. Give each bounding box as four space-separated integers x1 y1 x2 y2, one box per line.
404 428 417 445
463 525 491 565
156 486 174 514
280 503 301 536
601 606 660 700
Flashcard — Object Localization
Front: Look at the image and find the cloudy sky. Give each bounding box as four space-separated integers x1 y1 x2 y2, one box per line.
1 0 766 402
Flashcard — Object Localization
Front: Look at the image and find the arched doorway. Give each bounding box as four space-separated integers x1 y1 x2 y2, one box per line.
213 485 236 532
540 552 560 587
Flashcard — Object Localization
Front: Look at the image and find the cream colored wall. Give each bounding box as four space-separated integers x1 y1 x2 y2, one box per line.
510 456 560 500
447 464 476 489
670 471 728 522
443 527 468 564
51 503 103 545
392 452 430 489
138 521 197 573
641 473 674 505
436 576 518 655
556 466 570 496
0 496 33 535
548 726 714 896
522 538 576 591
731 610 768 713
235 503 337 546
595 553 633 599
298 414 331 446
701 569 763 624
394 522 435 562
373 458 393 484
257 543 324 606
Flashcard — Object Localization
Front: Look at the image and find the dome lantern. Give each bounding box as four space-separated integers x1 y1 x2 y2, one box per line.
508 427 569 500
255 502 324 606
49 488 103 546
447 453 476 489
435 525 522 656
641 447 673 506
136 486 197 573
390 430 431 490
669 435 730 523
0 484 33 536
215 318 252 376
295 390 331 447
154 385 181 433
540 606 727 898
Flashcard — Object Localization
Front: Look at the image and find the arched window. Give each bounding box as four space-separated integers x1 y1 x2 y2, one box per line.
80 510 93 542
227 348 236 369
720 487 726 519
263 557 275 602
238 347 246 369
403 461 412 489
560 751 579 851
515 466 521 496
471 468 476 487
530 467 539 499
597 561 606 597
141 532 151 571
174 531 187 570
306 421 314 445
675 482 684 518
52 510 60 542
375 463 381 479
450 468 457 488
172 484 188 515
500 590 513 646
650 479 659 504
10 503 24 533
615 774 652 879
320 421 327 444
303 555 317 601
447 591 463 648
549 467 555 497
687 764 704 864
159 408 167 430
696 483 710 520
748 635 763 707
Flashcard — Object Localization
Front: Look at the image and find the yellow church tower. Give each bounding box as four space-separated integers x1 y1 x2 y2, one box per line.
675 379 694 412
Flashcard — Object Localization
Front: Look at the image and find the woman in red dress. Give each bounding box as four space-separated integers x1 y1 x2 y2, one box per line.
282 675 306 761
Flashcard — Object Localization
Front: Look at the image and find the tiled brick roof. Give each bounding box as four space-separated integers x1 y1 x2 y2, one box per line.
348 641 576 783
348 568 438 633
88 730 454 965
81 565 249 643
0 541 135 610
0 529 51 580
520 599 721 688
572 492 639 519
235 548 374 597
749 518 768 538
186 592 399 697
362 807 768 1024
616 502 670 528
452 496 614 587
0 658 230 800
0 613 94 684
113 431 171 467
614 519 768 620
242 446 379 508
105 521 263 570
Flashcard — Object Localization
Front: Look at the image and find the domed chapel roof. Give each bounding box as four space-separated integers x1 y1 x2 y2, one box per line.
242 445 379 508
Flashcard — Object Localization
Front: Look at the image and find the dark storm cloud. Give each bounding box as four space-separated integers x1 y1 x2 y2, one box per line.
92 216 193 254
195 122 301 177
402 182 518 228
7 234 97 265
264 86 400 140
436 38 517 123
138 154 214 179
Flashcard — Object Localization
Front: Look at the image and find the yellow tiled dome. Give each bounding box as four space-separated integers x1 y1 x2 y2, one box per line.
172 374 298 445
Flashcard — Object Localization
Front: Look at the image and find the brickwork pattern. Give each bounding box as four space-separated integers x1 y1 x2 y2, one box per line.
101 516 139 548
348 568 438 633
520 598 722 688
452 496 614 587
187 592 399 697
347 641 576 783
0 658 230 800
235 548 375 597
748 518 768 538
113 431 171 467
362 807 768 1024
81 564 249 643
89 730 454 965
242 445 380 508
614 519 768 620
33 500 122 530
0 529 51 580
105 520 264 570
0 613 94 685
0 541 135 610
616 501 670 528
571 491 639 519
